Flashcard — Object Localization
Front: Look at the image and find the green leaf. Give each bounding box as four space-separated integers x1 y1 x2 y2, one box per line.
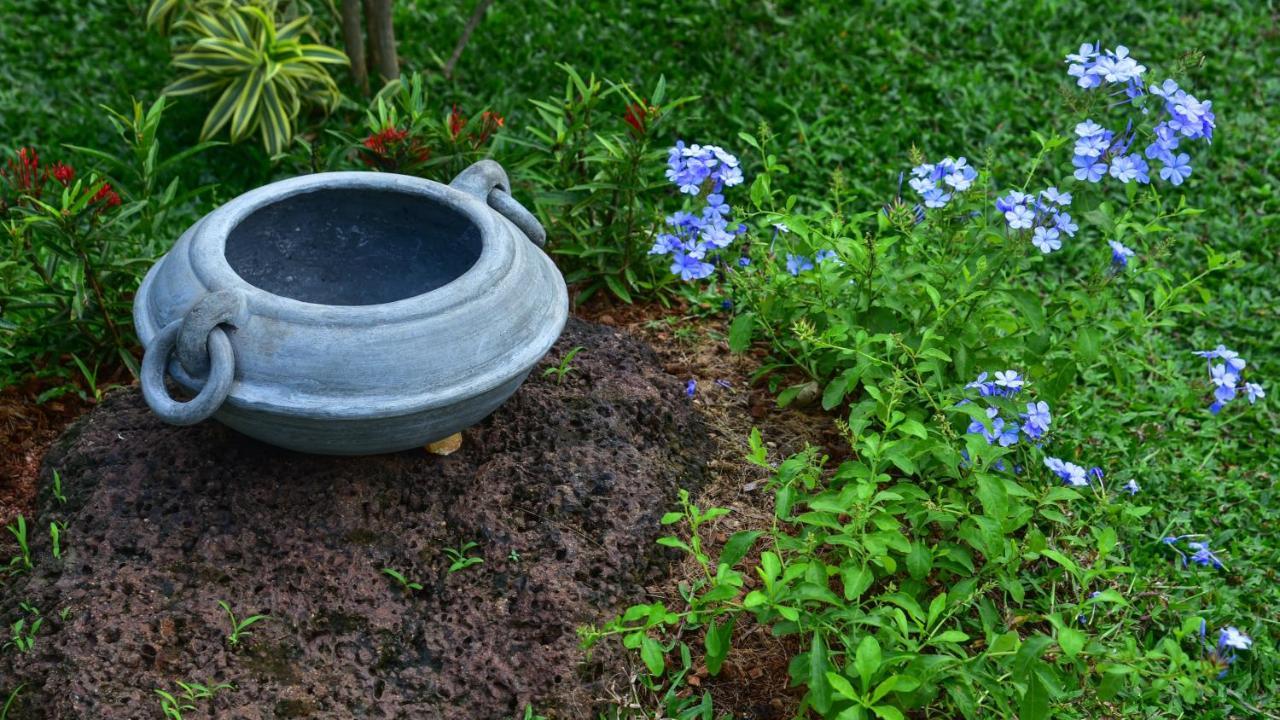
640 637 665 676
229 65 267 142
808 633 832 713
1057 626 1086 659
872 706 905 720
854 634 881 692
728 312 755 353
258 80 293 156
719 531 761 568
1019 668 1051 720
1075 325 1102 363
296 44 351 65
825 671 858 700
906 542 932 580
200 72 250 141
162 72 228 97
705 617 734 676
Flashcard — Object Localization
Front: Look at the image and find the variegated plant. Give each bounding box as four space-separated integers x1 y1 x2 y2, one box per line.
152 1 348 155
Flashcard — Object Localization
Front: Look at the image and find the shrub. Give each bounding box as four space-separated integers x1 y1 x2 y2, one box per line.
0 98 212 396
151 0 348 156
589 44 1268 719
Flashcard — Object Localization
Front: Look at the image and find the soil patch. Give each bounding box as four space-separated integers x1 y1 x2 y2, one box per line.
0 318 714 719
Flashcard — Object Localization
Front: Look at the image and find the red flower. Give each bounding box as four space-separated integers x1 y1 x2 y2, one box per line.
6 147 46 195
623 102 649 135
92 182 121 208
449 105 466 139
51 162 75 186
362 126 409 155
475 111 505 144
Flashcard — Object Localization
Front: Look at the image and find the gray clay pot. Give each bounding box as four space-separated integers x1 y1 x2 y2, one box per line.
133 161 568 455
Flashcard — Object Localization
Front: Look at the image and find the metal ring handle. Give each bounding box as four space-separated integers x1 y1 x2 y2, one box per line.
141 319 235 426
450 160 546 247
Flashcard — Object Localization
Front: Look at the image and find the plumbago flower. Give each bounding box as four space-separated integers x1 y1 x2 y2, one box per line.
908 156 978 210
1193 344 1263 413
1196 621 1253 679
996 187 1077 253
1066 45 1215 188
651 141 747 281
1163 534 1225 569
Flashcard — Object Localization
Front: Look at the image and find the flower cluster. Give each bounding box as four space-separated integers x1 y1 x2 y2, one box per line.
650 142 746 281
1 147 78 211
908 156 978 209
963 371 1036 447
359 125 431 173
784 249 839 277
996 188 1077 253
448 107 505 147
1066 44 1146 91
1193 344 1263 414
1067 45 1215 187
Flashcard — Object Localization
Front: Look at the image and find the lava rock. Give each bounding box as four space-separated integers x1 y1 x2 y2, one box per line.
0 319 711 719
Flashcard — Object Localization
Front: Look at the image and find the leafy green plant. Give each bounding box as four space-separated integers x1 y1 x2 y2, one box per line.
155 679 233 720
48 520 65 560
4 604 42 654
217 600 268 647
4 515 31 574
517 65 697 304
541 346 584 384
50 470 66 504
444 541 483 574
0 684 22 720
2 97 213 392
155 0 347 155
381 567 423 593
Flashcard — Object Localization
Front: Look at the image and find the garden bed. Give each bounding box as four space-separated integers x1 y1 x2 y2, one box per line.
0 317 783 718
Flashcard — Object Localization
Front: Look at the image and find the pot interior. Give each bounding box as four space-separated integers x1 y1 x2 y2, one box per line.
224 187 483 305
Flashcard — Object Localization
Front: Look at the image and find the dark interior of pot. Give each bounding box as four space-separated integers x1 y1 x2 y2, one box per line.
224 187 484 305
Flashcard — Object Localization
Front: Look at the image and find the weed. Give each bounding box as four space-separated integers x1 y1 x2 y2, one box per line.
542 346 584 384
4 516 31 574
381 567 423 593
444 541 484 574
217 600 268 648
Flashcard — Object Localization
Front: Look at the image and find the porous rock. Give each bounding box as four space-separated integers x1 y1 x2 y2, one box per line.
0 319 711 719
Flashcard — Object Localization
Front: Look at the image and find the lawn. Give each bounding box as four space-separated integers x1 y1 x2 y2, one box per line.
2 1 1278 718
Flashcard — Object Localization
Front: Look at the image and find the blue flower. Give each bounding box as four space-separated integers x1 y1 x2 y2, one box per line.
1108 240 1135 268
737 256 751 268
1245 382 1265 404
966 372 997 397
1159 153 1192 186
1210 363 1239 404
1045 456 1089 487
648 233 684 256
907 156 977 210
1005 205 1035 230
1054 211 1079 237
671 252 714 281
1073 154 1108 183
685 379 697 397
1042 187 1072 206
1188 540 1224 569
994 370 1024 392
1022 401 1051 435
1108 154 1143 183
1032 226 1062 253
922 188 952 208
1122 479 1140 495
815 249 840 264
1074 119 1105 137
785 254 814 276
1219 627 1253 651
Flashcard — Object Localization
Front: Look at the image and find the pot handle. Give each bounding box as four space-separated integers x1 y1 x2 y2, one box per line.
450 160 546 247
140 290 245 426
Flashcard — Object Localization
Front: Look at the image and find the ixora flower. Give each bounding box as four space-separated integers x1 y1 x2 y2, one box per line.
1194 345 1262 413
908 156 978 210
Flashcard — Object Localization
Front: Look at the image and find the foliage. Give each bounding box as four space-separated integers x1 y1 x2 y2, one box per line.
153 0 347 155
381 567 423 593
4 515 31 575
542 345 583 384
592 45 1275 718
514 65 697 304
1 98 211 394
155 679 233 720
217 600 268 647
3 603 42 654
443 541 483 574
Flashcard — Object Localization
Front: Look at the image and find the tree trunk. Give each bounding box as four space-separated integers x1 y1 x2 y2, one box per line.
340 0 368 93
365 0 399 84
443 0 494 80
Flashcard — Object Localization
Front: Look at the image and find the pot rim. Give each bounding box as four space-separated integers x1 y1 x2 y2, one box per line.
185 171 513 327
